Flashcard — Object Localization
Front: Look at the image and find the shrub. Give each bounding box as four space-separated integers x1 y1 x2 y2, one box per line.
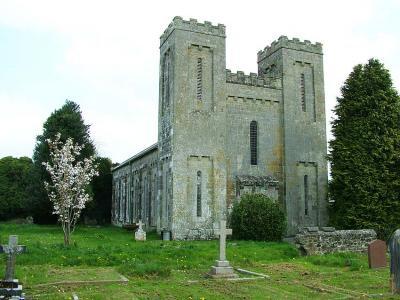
230 193 286 241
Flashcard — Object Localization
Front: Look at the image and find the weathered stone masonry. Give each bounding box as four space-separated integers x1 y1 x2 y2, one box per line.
295 228 377 255
112 145 159 228
112 17 329 239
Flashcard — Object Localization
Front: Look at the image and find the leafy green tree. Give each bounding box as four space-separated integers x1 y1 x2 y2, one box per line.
329 59 400 240
31 100 96 223
83 157 112 224
0 156 34 220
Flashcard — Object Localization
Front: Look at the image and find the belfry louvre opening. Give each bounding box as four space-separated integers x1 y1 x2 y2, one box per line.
250 121 258 165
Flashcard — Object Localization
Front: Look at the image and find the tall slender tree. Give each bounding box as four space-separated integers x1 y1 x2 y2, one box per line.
329 59 400 240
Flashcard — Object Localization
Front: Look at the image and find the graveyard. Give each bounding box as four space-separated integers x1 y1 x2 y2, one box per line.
0 0 399 298
0 223 394 299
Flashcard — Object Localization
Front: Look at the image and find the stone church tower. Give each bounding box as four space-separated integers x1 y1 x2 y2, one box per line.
112 17 328 238
257 36 328 234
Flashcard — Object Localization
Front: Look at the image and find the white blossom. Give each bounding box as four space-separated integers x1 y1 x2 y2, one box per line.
43 133 98 245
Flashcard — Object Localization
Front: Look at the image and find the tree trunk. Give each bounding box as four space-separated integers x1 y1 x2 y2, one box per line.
63 222 70 246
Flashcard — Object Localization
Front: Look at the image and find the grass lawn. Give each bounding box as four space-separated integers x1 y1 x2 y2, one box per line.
0 223 395 299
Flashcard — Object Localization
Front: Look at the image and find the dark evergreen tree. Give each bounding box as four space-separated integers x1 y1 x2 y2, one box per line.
0 156 34 220
82 157 112 224
329 59 400 240
31 100 96 223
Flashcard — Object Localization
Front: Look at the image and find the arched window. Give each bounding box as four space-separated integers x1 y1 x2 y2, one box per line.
124 177 128 222
130 176 134 223
161 53 170 115
304 175 309 215
250 121 258 165
137 178 142 220
196 171 202 217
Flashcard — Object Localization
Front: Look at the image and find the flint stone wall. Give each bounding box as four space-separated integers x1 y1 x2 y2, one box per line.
295 228 377 255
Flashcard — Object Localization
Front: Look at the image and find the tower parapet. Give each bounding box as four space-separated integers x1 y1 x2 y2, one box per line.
257 36 322 62
160 16 226 46
226 69 281 89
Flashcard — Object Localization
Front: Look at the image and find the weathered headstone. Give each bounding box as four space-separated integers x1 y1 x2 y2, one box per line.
0 235 26 299
390 229 400 293
209 220 237 279
135 220 146 241
368 239 387 269
25 216 33 225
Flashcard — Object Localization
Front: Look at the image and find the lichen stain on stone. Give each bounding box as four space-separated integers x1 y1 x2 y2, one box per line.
268 134 283 176
226 179 235 208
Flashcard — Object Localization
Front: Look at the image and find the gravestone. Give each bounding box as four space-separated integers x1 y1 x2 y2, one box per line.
368 240 387 269
390 229 400 293
209 220 237 279
134 220 146 241
0 235 26 299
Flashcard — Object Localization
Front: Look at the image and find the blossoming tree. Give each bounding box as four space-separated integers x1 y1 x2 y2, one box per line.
43 133 98 246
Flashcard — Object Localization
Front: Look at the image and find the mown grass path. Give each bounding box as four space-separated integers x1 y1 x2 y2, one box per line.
0 224 395 299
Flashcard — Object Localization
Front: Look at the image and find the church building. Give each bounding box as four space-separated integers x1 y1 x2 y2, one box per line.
112 16 328 239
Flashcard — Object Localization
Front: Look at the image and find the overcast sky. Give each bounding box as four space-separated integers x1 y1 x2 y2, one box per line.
0 0 399 163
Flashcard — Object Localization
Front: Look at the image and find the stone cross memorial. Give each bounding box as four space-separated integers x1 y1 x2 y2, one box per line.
390 229 400 293
135 220 146 241
0 235 26 298
368 239 387 269
136 219 144 229
209 220 237 279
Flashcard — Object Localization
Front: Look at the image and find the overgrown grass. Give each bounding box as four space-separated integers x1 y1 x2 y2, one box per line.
0 223 299 278
0 223 392 299
118 262 171 278
304 252 367 271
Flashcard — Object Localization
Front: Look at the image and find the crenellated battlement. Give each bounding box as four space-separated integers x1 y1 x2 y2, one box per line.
114 17 329 239
226 69 281 89
160 16 226 46
257 36 322 62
